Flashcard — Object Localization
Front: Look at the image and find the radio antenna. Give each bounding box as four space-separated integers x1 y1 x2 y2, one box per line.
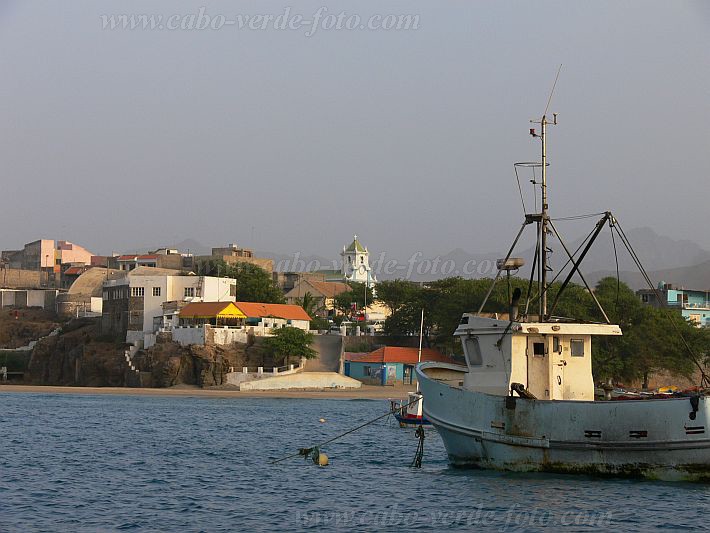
544 64 563 116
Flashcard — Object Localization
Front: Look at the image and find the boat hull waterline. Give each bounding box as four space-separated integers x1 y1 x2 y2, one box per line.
416 362 710 481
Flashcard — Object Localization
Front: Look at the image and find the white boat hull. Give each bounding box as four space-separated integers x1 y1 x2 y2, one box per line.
417 362 710 481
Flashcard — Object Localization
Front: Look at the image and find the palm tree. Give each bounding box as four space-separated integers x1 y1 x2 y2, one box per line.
295 292 323 318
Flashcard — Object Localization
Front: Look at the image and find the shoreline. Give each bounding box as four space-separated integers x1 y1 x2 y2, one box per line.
0 383 412 400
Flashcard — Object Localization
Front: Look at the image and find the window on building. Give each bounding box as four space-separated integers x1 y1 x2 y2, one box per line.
152 287 161 297
570 339 585 357
230 284 237 297
532 342 545 357
364 366 371 376
131 287 144 297
184 287 195 298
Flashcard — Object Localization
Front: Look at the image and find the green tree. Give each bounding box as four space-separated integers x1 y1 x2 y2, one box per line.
369 273 710 385
375 279 421 315
195 259 284 303
334 282 375 318
262 326 317 366
295 292 323 318
295 292 329 331
590 277 706 386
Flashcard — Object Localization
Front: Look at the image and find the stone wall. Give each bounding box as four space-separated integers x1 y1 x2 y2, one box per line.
171 325 249 346
0 268 43 289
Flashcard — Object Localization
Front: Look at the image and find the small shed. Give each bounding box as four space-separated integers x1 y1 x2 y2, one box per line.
345 346 455 385
179 301 246 326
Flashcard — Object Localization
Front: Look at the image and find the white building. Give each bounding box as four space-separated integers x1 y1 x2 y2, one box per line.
341 235 377 288
101 267 236 347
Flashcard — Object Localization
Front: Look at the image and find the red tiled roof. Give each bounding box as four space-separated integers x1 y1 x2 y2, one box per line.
348 346 454 364
343 352 369 361
306 281 351 298
234 302 311 321
180 301 242 318
64 266 85 275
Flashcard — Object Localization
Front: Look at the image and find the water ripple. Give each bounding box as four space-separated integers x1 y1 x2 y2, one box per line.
1 393 708 532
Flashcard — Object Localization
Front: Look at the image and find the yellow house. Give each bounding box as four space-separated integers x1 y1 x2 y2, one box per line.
179 301 246 326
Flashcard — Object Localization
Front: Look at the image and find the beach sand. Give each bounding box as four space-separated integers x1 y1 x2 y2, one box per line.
0 383 414 400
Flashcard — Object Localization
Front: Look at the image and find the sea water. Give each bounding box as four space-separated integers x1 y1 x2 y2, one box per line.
1 393 708 532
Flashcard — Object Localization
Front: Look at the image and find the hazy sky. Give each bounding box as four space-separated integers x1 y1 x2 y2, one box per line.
1 1 708 259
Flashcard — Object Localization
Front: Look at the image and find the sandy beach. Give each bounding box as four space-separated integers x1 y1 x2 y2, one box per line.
0 384 413 400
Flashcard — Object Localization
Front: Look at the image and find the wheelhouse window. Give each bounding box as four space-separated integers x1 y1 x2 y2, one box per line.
464 337 483 366
553 336 561 354
570 339 585 357
532 342 545 357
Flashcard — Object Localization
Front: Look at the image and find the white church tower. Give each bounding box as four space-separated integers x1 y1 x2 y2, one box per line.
341 235 377 287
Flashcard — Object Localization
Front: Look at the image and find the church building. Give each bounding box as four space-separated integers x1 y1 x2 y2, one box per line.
340 235 377 288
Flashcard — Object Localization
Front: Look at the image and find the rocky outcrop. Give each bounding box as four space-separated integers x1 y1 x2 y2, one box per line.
23 317 275 388
133 339 272 388
26 319 127 386
0 308 61 349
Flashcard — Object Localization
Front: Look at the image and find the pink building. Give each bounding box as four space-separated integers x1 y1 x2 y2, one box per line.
57 240 94 266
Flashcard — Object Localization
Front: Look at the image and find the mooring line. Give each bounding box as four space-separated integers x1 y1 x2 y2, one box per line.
270 396 421 465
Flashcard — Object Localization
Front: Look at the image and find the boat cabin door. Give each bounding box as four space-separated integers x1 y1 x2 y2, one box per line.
526 336 549 399
550 336 566 400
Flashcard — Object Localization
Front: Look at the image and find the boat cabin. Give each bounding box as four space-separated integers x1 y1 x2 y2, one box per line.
457 314 621 400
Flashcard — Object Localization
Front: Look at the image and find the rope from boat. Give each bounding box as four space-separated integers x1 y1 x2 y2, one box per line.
410 425 425 468
612 218 710 389
270 396 422 464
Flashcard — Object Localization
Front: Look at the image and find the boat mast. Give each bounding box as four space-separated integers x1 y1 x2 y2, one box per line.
540 115 549 320
531 113 556 320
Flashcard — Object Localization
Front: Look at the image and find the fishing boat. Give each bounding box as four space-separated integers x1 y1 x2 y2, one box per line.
389 391 429 427
390 310 431 427
416 110 710 481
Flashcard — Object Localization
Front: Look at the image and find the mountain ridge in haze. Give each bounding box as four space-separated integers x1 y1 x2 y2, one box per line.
118 227 710 288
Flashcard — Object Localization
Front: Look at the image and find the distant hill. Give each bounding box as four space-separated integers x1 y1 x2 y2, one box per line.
117 227 710 289
255 251 337 273
124 238 211 256
558 226 710 273
587 259 710 291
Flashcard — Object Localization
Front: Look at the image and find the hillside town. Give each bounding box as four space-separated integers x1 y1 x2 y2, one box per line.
0 235 414 390
0 233 708 392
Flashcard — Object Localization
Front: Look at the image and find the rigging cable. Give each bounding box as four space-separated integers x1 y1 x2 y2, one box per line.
609 221 620 314
514 165 527 215
550 212 608 221
525 221 599 315
612 218 709 388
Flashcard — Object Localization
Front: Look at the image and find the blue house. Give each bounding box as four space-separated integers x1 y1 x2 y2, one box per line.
638 283 710 327
344 346 454 385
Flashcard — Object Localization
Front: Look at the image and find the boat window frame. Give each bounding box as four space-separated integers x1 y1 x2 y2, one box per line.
570 339 585 357
464 336 483 366
532 341 545 357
